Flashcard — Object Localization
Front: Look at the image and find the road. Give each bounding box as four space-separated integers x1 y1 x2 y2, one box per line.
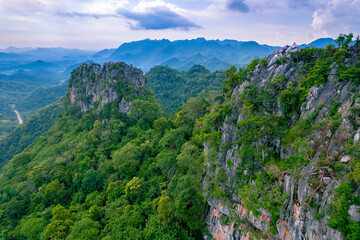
14 110 23 125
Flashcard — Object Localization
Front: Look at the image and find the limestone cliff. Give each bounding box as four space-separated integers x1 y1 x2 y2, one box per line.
68 61 147 114
203 44 360 240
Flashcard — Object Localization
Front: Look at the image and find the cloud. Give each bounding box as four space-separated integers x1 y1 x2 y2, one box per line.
227 0 250 13
116 6 201 30
57 11 117 19
312 0 360 35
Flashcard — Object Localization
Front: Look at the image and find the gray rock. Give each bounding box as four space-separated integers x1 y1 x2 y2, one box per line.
68 62 146 113
354 132 360 142
340 155 351 163
348 205 360 222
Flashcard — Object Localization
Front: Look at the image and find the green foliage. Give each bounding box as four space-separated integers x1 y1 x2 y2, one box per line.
260 58 269 67
81 169 104 194
0 72 65 136
279 82 306 119
0 74 212 239
247 59 260 71
275 56 288 65
2 43 360 240
239 171 287 234
19 216 48 240
0 101 61 167
335 33 354 49
328 183 360 240
146 65 225 113
42 205 74 240
66 218 101 240
337 63 360 85
300 57 332 88
44 179 67 206
328 100 342 117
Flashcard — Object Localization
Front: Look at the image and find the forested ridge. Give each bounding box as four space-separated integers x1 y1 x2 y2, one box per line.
0 34 359 240
146 64 226 113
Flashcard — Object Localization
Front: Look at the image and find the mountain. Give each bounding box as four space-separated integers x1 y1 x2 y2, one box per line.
0 41 360 240
13 60 58 71
91 48 116 61
300 37 357 49
203 43 360 239
300 37 337 48
97 38 278 71
12 47 96 62
0 52 32 63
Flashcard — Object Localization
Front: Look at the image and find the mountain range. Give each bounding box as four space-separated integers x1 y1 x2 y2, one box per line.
0 37 346 73
0 37 349 138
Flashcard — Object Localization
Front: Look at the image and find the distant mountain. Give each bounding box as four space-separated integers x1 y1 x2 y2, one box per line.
91 48 117 61
2 37 356 73
0 52 32 62
96 38 279 71
1 46 35 53
20 47 96 61
0 47 96 64
300 37 356 49
300 38 337 48
14 60 58 70
161 53 231 71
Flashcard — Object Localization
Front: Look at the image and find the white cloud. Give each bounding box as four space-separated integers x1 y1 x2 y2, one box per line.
312 0 360 36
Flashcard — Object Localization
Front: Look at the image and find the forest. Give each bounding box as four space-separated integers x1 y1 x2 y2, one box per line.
0 34 359 240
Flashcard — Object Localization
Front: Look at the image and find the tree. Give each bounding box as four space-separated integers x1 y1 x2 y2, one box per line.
125 177 143 203
42 205 73 240
81 169 104 193
19 217 48 240
44 179 67 205
224 65 240 90
66 218 101 240
130 99 162 129
335 33 354 48
157 190 173 226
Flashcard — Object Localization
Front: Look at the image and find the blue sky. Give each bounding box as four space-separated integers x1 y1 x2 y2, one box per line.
0 0 359 49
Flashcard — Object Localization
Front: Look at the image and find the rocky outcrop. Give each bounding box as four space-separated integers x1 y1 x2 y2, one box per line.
68 62 147 114
204 44 360 240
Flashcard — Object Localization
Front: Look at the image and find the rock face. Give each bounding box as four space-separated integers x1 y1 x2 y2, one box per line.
68 62 147 114
204 44 360 240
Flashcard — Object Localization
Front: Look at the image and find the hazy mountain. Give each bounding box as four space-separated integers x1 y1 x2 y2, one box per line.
1 37 353 73
300 37 356 48
13 60 58 71
300 38 337 48
100 38 278 71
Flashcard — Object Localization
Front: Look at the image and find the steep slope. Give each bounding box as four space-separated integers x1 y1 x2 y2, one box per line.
201 43 360 239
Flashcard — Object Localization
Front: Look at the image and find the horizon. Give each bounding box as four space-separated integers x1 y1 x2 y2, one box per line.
0 36 337 52
1 0 359 50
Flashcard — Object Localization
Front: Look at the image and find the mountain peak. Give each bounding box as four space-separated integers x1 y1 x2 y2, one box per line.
68 61 147 113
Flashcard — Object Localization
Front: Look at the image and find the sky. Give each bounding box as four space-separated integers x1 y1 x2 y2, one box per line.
0 0 359 50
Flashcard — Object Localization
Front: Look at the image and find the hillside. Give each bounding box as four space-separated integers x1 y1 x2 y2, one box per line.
146 65 226 113
0 101 62 167
0 40 359 240
202 42 360 239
